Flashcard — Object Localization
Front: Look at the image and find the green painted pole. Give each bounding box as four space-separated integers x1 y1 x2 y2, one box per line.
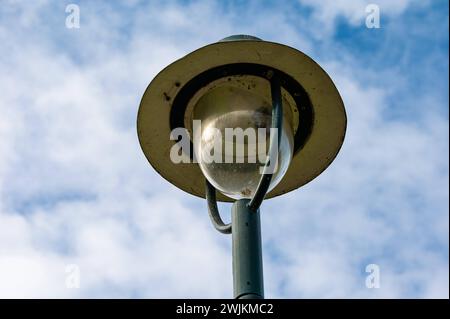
232 199 264 299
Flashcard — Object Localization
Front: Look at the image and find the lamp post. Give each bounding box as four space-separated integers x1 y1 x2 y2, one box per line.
137 35 346 298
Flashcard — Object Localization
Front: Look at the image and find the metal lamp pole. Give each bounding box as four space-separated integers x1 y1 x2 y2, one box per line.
232 199 264 299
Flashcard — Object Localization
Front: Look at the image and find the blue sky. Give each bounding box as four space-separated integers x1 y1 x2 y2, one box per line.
0 0 448 298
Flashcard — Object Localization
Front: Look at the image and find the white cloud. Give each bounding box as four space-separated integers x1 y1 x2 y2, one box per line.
298 0 418 36
0 0 447 298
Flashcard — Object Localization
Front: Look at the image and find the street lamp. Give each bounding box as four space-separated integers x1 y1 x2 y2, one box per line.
137 35 346 299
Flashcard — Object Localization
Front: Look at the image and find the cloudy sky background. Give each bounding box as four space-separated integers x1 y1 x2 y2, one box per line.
0 0 448 298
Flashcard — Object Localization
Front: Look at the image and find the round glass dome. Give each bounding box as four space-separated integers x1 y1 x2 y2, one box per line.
192 82 294 200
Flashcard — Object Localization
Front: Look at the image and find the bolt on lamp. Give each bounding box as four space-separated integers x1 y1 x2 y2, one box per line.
137 35 346 299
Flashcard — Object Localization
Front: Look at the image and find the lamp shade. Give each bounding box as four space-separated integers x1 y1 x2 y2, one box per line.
137 35 346 202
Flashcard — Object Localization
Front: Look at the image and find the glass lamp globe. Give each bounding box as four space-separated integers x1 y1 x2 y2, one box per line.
192 80 294 200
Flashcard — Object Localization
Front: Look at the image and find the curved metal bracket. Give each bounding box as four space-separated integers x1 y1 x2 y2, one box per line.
248 75 283 211
205 74 282 232
206 179 232 234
